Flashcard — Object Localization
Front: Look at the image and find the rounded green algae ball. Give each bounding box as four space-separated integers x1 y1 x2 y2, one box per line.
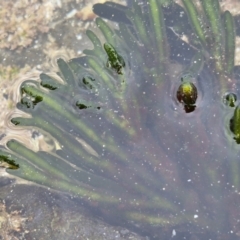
177 81 198 105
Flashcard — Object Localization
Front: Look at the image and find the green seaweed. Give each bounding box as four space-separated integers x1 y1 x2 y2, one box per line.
2 0 240 239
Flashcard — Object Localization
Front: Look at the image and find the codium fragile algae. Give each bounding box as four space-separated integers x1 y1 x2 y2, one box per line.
177 81 197 113
1 0 240 239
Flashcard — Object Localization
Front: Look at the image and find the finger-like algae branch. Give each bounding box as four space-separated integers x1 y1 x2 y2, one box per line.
1 0 240 239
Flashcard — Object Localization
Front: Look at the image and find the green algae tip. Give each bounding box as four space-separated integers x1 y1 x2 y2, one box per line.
223 92 237 108
177 81 198 105
230 104 240 143
76 99 101 110
103 42 125 74
0 155 19 169
82 76 95 90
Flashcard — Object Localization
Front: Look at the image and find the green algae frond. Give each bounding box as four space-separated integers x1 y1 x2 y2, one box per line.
2 1 240 239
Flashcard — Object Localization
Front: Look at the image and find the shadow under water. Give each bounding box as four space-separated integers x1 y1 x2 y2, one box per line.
1 0 240 239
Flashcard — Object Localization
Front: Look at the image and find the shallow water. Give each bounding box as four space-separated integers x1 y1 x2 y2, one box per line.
1 0 240 239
